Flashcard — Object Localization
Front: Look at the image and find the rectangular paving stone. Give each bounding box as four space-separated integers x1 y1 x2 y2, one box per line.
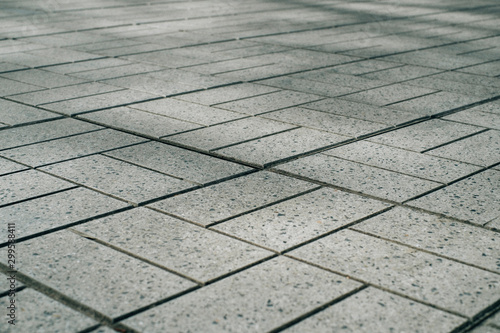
404 77 499 98
0 77 44 97
0 68 88 88
444 109 500 130
165 117 295 152
428 71 500 89
382 50 484 70
213 187 390 252
0 170 74 207
41 155 196 204
288 229 500 317
79 107 202 138
46 58 130 74
408 170 500 226
360 64 443 83
147 68 237 89
353 206 500 272
283 287 466 333
0 288 97 332
368 119 484 152
0 118 101 150
123 256 362 332
0 187 128 242
0 99 60 126
131 98 246 126
105 141 251 185
177 83 279 106
257 76 358 98
73 208 272 282
329 59 402 75
149 171 317 226
181 56 271 75
102 74 198 97
0 157 27 176
459 60 500 77
276 154 441 203
215 127 349 167
341 84 436 107
6 230 196 319
303 98 420 126
293 70 386 90
324 141 480 183
426 130 500 167
1 129 147 167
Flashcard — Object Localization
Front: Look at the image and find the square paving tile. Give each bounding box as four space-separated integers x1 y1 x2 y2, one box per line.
0 99 60 126
104 141 251 185
41 155 197 204
353 206 500 272
444 109 500 130
324 141 480 183
73 208 273 282
0 157 28 176
276 154 440 203
1 129 147 167
340 84 436 107
123 256 362 332
149 171 317 226
408 170 500 226
368 119 484 152
5 230 196 319
288 229 500 317
0 187 128 242
213 188 390 252
283 287 465 333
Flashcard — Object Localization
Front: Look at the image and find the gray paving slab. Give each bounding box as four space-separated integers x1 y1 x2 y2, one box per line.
324 141 480 183
0 288 97 332
181 56 272 75
6 230 196 319
0 99 60 126
444 109 500 130
149 171 317 226
131 98 246 126
360 64 443 83
26 48 101 63
469 325 500 333
0 69 88 89
0 77 44 97
341 84 437 107
382 50 485 70
79 107 202 138
123 256 362 332
404 76 500 98
257 76 358 97
353 206 500 272
328 60 402 75
215 127 349 166
283 287 466 333
486 216 500 230
176 83 279 106
0 118 101 150
0 187 128 241
428 71 500 89
368 119 484 152
102 74 198 97
0 170 74 207
276 154 441 203
0 129 146 167
45 58 130 74
288 229 500 317
466 101 500 115
147 68 237 89
0 62 28 73
73 208 272 282
425 130 500 167
213 188 390 252
408 170 500 226
0 157 27 176
458 60 500 77
486 311 500 327
165 117 295 152
104 141 251 185
292 70 387 90
41 155 196 205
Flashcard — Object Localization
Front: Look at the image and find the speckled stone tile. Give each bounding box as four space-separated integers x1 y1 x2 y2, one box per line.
444 109 500 130
79 107 202 138
215 90 323 115
353 207 500 272
360 64 443 83
0 77 44 97
486 216 500 230
105 141 251 185
302 98 420 126
283 287 466 333
293 70 385 90
0 170 74 207
44 58 129 74
485 311 500 327
0 99 60 126
102 74 197 97
6 230 196 318
213 188 390 252
176 83 278 106
215 127 349 167
0 118 101 150
408 170 500 226
458 60 500 77
470 325 500 333
67 63 165 81
0 187 128 241
164 117 295 152
73 208 272 282
261 107 388 137
425 130 500 167
368 119 484 152
147 69 236 89
0 157 27 176
276 154 440 203
123 256 362 332
41 155 196 204
329 60 402 75
257 76 358 97
340 84 436 107
150 171 317 226
0 69 88 89
0 288 97 332
1 129 147 167
131 98 246 126
288 229 500 317
404 77 499 97
324 141 480 183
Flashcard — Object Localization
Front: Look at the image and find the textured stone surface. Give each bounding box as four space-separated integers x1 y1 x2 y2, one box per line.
177 83 278 105
0 99 60 126
0 157 27 176
123 257 362 332
444 109 500 130
341 84 436 107
257 76 357 97
0 68 87 88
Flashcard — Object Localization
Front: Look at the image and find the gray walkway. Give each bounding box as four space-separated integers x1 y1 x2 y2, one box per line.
0 0 499 332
